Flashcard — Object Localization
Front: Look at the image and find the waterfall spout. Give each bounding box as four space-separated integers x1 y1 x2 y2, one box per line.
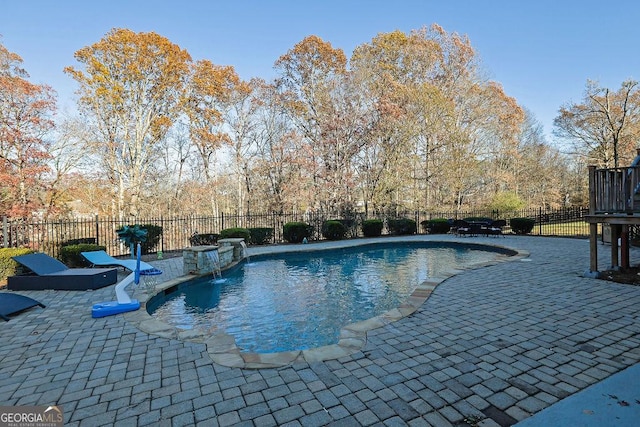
240 241 250 263
205 250 222 279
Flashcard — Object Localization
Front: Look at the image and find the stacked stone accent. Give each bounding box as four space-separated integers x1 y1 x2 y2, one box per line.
182 245 234 276
217 238 247 261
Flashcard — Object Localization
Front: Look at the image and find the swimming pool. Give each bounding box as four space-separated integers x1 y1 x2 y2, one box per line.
147 241 510 353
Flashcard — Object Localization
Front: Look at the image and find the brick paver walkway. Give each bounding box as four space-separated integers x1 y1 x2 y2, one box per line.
1 235 639 426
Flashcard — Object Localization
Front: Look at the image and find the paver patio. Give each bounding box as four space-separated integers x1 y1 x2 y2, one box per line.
1 235 639 426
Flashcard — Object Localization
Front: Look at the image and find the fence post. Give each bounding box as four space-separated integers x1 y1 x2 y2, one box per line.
94 215 99 246
539 207 542 235
160 215 165 253
272 212 277 243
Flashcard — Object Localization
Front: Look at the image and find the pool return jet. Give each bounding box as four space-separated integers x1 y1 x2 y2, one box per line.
91 244 147 318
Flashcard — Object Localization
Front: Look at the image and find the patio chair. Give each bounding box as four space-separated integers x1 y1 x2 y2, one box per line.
484 219 506 237
454 219 475 236
0 293 46 321
81 250 155 272
8 253 117 291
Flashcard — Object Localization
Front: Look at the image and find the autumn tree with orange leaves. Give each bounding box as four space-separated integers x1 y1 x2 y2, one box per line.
10 24 568 219
184 59 243 182
65 28 191 219
0 41 57 217
351 29 448 213
275 35 371 216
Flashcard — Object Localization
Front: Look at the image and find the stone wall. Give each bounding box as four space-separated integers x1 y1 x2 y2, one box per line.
182 245 234 276
217 238 247 261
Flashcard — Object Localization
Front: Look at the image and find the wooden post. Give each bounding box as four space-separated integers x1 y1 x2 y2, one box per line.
621 224 630 269
589 223 598 273
611 225 619 269
588 165 599 272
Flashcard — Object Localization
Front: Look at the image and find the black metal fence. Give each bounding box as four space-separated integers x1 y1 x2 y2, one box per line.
1 207 596 258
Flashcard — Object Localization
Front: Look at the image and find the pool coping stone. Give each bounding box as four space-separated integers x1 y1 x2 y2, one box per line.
129 239 529 368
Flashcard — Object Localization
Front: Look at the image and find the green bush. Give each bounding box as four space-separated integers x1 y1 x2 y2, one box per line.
219 227 251 241
362 219 383 237
488 191 526 213
248 227 274 245
190 233 219 246
510 217 535 234
45 237 97 258
61 237 97 246
283 222 313 243
321 220 347 240
59 244 107 267
388 218 417 235
140 224 162 254
421 218 451 234
334 218 357 238
0 247 33 283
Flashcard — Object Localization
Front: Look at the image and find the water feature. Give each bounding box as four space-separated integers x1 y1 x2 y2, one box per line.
204 250 226 283
239 240 250 263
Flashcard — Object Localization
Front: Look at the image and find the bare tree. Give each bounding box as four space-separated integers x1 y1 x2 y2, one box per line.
554 79 640 168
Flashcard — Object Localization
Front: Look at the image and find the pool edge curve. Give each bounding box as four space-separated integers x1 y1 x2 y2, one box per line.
124 237 530 369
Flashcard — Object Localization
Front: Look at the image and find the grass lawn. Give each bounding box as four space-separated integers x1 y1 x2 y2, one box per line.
526 221 597 237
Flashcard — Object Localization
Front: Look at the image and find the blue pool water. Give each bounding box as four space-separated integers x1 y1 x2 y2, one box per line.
148 241 507 353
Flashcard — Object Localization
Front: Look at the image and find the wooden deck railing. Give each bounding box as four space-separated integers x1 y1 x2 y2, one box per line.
589 165 640 214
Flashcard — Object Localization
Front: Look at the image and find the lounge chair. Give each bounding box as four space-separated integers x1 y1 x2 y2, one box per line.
81 250 155 272
0 293 46 321
8 253 117 291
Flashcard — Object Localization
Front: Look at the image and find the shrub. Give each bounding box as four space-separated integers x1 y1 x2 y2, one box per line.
510 217 535 234
388 218 417 235
220 227 251 241
59 244 107 267
140 224 163 254
45 237 97 258
61 237 96 246
362 219 383 237
0 247 33 283
421 218 451 234
283 222 313 243
248 227 274 245
488 191 526 213
190 233 219 246
335 218 357 238
322 220 347 240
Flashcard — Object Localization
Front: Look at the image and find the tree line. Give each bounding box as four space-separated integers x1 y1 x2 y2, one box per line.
1 25 639 221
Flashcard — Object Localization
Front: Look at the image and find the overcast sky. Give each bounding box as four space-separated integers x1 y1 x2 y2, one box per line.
2 0 639 143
